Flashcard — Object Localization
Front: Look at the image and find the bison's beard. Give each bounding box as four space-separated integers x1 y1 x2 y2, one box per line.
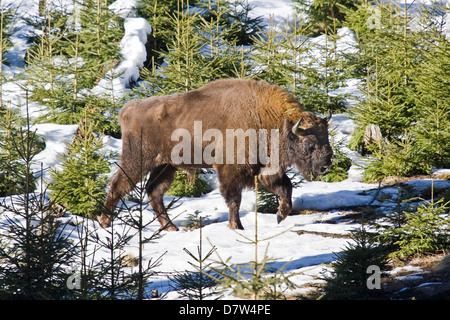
296 159 332 181
296 160 315 181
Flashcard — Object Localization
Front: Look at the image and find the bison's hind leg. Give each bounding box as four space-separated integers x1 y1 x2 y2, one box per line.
146 165 179 231
216 165 245 230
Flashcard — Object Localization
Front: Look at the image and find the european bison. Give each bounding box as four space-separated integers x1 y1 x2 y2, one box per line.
99 79 332 230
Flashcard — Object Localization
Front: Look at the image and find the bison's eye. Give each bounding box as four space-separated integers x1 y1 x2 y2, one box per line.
302 139 315 153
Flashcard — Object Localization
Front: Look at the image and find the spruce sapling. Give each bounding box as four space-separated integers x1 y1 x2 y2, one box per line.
170 216 218 300
207 176 296 299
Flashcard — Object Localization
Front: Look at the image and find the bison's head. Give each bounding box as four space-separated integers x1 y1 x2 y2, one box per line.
287 113 333 181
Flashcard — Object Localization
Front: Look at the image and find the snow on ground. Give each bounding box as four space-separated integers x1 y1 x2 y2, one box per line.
31 123 78 182
1 0 449 300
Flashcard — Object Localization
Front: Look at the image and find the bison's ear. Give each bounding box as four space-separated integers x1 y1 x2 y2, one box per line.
292 117 308 136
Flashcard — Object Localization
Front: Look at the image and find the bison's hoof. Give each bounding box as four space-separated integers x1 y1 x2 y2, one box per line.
276 211 286 224
98 214 112 228
162 223 179 232
228 221 244 230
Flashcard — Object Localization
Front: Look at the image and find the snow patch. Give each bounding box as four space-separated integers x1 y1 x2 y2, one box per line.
91 17 152 99
31 123 79 185
119 17 153 85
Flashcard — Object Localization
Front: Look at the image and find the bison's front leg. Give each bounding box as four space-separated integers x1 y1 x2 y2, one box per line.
146 165 179 231
224 190 244 230
101 165 144 228
258 173 293 224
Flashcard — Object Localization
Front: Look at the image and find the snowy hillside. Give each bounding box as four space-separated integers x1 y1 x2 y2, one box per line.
0 0 449 301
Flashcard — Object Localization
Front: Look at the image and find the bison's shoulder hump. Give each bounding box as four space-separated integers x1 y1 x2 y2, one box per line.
119 99 139 118
118 99 152 125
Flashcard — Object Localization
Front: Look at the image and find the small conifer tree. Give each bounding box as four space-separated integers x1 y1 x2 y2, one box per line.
227 0 263 46
117 168 168 300
252 14 347 114
0 185 77 299
293 0 358 35
0 92 46 196
167 170 210 198
0 102 76 299
348 1 418 144
170 216 218 300
257 184 279 214
410 32 450 169
26 1 123 135
322 227 388 300
251 15 290 87
137 0 196 66
49 117 113 219
0 105 41 195
0 3 13 107
376 182 450 261
197 0 254 80
346 1 450 180
391 194 450 260
208 177 296 299
88 220 135 299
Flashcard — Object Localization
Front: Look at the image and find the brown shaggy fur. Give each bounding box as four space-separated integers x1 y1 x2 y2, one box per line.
99 79 332 230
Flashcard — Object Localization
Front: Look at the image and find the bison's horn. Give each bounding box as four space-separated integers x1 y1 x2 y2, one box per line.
292 117 307 136
324 111 332 123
